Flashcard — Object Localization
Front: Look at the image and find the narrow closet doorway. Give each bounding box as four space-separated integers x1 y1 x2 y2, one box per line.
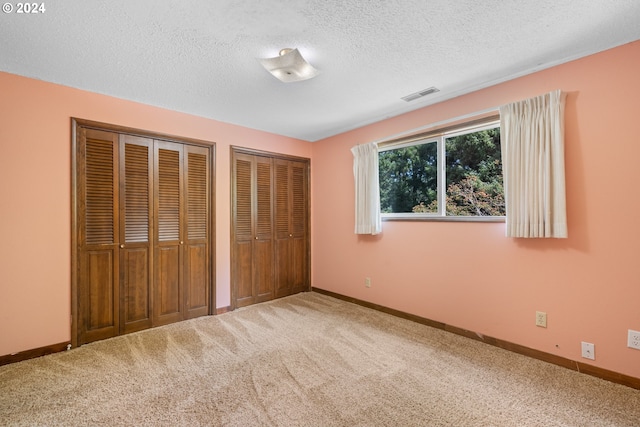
71 119 215 347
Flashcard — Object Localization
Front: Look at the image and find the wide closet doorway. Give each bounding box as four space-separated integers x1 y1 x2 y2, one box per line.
231 147 310 309
72 119 215 346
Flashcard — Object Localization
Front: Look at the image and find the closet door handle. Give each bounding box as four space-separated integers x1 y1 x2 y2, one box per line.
120 244 125 249
180 241 184 245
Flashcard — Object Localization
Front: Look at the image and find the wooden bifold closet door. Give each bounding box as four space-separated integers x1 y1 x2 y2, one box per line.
75 124 212 346
231 148 310 309
232 153 274 308
274 158 309 298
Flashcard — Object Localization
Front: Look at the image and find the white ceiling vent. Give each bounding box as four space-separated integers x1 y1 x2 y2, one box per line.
401 87 440 102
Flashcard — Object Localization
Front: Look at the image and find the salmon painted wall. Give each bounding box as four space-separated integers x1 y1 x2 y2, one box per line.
311 41 640 379
0 72 311 356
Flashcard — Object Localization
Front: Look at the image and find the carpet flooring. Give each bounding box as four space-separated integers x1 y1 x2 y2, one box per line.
1 292 639 426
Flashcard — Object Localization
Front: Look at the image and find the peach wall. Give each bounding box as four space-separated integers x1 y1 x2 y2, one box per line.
311 41 640 378
0 72 311 356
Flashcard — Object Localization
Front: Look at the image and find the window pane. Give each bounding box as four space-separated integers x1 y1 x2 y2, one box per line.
445 127 504 216
379 141 437 213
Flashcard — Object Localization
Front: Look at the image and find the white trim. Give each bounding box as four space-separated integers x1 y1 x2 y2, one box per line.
378 136 438 152
381 214 505 223
443 120 500 139
371 107 499 146
437 135 445 216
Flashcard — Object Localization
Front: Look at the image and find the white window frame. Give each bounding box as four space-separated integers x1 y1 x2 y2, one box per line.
379 120 504 222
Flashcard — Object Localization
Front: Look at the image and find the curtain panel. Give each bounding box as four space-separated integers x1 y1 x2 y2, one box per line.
500 90 567 238
351 142 382 235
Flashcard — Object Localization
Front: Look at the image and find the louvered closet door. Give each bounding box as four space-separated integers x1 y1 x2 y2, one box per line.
119 135 153 334
233 153 255 307
76 123 214 345
232 153 274 308
254 156 274 303
289 160 309 294
154 141 184 326
184 145 210 319
274 159 292 298
274 159 309 298
78 128 120 345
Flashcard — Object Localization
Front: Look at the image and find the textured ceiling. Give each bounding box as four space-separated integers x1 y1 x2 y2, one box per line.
1 0 639 142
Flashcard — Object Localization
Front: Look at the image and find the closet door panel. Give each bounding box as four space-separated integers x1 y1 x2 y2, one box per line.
274 159 311 298
274 160 290 241
254 156 274 302
274 238 292 298
232 153 274 307
78 129 120 344
184 146 210 318
82 130 118 247
290 161 309 293
120 135 153 334
233 155 253 243
83 250 117 332
234 241 254 307
157 246 181 317
273 160 291 298
291 237 308 292
122 248 149 325
254 240 274 302
154 141 184 326
290 161 308 239
278 160 309 297
232 154 256 307
186 244 208 313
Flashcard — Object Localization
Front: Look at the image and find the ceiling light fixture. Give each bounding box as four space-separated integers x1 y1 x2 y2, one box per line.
259 48 319 83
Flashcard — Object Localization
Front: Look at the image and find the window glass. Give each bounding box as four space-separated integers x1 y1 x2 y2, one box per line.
444 127 504 216
379 123 503 219
379 140 437 214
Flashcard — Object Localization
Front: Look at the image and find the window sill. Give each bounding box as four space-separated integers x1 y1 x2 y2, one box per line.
382 215 505 223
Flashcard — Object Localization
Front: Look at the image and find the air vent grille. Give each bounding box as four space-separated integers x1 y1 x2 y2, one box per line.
401 87 440 102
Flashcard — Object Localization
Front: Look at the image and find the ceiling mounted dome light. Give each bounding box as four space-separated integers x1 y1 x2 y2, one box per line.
259 48 319 83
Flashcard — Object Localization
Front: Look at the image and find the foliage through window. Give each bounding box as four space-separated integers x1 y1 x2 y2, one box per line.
379 123 504 219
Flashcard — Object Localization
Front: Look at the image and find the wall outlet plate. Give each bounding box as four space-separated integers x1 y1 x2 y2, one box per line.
581 341 595 360
364 277 371 288
535 311 547 328
628 329 640 350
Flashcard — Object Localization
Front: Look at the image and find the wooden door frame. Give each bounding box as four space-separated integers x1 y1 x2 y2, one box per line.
230 146 311 310
71 118 216 349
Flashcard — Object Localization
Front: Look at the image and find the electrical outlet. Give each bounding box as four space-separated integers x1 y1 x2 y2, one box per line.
628 329 640 350
535 311 547 328
581 341 595 360
365 277 371 288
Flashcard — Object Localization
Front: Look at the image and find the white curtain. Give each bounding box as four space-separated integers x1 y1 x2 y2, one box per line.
500 90 567 238
351 142 382 235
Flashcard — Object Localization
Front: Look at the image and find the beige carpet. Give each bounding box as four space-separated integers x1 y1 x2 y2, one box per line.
1 292 639 426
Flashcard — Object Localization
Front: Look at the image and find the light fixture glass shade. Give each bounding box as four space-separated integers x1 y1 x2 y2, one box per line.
259 48 319 83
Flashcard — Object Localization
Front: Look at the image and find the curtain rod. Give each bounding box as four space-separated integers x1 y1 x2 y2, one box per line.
370 106 500 146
